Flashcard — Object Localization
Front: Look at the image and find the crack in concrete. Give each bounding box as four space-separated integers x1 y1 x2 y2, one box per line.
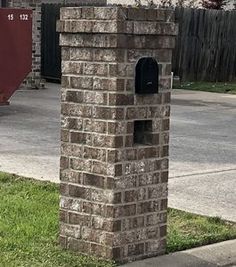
169 168 236 179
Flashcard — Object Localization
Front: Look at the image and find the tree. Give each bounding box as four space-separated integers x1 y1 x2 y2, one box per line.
202 0 228 10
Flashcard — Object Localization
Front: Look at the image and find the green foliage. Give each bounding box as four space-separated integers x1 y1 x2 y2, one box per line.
202 0 228 10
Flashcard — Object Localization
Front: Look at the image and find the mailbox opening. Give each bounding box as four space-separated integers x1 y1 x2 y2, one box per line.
134 120 153 145
135 57 159 94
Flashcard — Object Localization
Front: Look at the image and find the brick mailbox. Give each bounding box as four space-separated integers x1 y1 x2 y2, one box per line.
58 6 177 263
0 8 32 105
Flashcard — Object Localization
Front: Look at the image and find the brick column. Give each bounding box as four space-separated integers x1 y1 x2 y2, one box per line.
7 0 43 88
58 6 177 263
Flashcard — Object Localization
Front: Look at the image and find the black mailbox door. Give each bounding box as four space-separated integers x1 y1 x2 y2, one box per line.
135 57 159 94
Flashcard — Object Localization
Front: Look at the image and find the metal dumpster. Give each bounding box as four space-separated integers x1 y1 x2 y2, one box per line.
0 8 32 105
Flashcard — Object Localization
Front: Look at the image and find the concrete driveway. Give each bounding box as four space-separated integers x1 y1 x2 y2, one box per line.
0 84 235 221
0 83 60 183
169 90 236 222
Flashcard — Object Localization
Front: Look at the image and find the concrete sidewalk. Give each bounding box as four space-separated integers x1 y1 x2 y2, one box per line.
123 239 236 267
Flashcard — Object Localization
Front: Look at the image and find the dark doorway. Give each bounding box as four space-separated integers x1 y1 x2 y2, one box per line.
1 0 7 7
41 4 61 81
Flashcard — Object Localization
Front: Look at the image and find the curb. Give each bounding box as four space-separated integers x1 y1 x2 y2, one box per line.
122 239 236 267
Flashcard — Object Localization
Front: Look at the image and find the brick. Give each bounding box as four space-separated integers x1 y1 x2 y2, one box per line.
153 49 172 62
114 175 137 190
113 204 136 218
127 8 147 21
94 7 127 20
148 185 167 199
93 77 125 91
60 223 81 239
60 169 83 184
84 119 106 134
137 200 160 214
68 238 91 254
65 90 83 103
160 225 167 237
60 197 82 212
70 158 92 172
93 135 123 148
62 61 83 75
109 93 134 106
109 63 133 77
125 148 137 161
84 91 107 105
83 173 105 188
146 213 167 226
70 48 93 61
122 216 145 231
127 243 145 256
61 143 83 158
70 132 92 146
93 49 125 62
61 103 92 117
61 117 83 131
69 212 91 226
107 149 123 163
71 76 93 89
58 6 176 262
59 235 67 249
162 92 171 104
92 107 124 120
60 7 82 20
68 185 91 200
91 243 107 258
84 146 106 161
60 156 69 170
161 145 169 157
92 217 121 232
60 210 68 223
61 129 69 142
161 171 168 183
124 190 137 203
135 94 161 105
83 62 108 76
161 199 168 211
107 121 126 135
81 7 94 19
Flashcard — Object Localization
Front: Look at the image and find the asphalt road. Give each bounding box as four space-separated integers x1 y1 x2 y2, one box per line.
0 84 235 221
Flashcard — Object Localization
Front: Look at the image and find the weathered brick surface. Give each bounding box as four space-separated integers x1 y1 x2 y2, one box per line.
59 6 177 263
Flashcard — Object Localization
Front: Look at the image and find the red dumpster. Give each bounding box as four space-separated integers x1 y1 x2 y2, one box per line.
0 8 32 105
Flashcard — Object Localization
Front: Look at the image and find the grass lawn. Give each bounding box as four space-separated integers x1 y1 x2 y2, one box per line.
0 172 236 266
173 81 236 94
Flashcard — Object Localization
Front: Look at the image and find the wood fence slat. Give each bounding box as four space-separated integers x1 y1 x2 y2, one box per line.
173 8 236 82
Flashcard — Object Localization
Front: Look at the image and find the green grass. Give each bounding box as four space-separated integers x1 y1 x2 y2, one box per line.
0 173 114 267
0 172 236 266
173 81 236 94
167 209 236 253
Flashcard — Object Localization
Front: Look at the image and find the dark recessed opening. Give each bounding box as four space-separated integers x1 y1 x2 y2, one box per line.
134 120 153 145
135 57 159 94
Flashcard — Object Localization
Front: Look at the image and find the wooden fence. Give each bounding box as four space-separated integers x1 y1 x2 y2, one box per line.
173 8 236 82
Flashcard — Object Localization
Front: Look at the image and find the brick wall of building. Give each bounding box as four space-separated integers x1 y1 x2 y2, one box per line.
58 6 177 263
